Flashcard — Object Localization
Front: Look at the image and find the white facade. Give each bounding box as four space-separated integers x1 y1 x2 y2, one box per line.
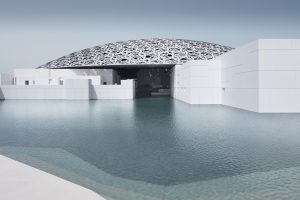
171 39 300 113
171 60 222 104
220 40 260 112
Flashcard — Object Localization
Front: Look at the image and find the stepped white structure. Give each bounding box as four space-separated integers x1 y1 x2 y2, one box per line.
1 38 300 113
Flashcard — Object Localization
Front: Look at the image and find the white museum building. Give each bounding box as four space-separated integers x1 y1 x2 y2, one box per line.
0 38 299 113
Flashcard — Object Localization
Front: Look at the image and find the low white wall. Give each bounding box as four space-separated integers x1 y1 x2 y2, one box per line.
90 80 135 99
65 79 91 100
0 79 135 100
171 60 221 104
0 85 65 100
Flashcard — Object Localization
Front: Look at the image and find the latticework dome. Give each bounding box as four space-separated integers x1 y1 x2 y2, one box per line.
38 38 233 68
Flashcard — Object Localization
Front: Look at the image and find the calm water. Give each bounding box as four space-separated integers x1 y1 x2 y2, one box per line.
0 98 300 199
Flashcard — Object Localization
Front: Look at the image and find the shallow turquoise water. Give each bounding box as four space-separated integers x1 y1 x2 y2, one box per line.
0 98 300 199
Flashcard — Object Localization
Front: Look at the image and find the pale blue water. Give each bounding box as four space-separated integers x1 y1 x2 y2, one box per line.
0 98 300 199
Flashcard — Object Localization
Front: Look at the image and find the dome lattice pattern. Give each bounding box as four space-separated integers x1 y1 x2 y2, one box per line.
39 38 233 68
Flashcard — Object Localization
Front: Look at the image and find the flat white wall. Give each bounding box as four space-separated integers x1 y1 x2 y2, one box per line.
50 69 113 85
0 85 65 99
0 72 14 85
65 79 91 100
0 79 135 100
170 64 190 103
90 80 135 99
258 39 300 113
220 39 300 113
220 40 260 112
14 69 50 85
171 60 222 104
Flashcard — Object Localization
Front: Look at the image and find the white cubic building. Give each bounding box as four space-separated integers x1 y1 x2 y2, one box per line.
1 38 299 113
171 39 300 113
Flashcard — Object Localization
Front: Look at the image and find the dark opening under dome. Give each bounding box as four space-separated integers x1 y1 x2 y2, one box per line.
38 38 233 69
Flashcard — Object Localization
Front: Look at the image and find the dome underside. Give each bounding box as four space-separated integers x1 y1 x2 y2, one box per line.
39 38 233 69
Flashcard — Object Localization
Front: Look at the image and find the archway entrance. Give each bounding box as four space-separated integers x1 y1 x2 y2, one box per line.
115 66 173 98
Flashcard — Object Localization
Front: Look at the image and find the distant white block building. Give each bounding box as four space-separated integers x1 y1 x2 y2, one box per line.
0 69 135 100
1 38 300 113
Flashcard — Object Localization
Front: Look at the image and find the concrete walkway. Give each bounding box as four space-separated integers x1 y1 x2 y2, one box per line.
0 155 106 200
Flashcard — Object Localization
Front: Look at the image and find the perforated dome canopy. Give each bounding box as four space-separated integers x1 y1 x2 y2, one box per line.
38 38 233 69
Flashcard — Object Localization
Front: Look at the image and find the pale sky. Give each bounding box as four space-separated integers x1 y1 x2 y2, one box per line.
1 0 300 72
